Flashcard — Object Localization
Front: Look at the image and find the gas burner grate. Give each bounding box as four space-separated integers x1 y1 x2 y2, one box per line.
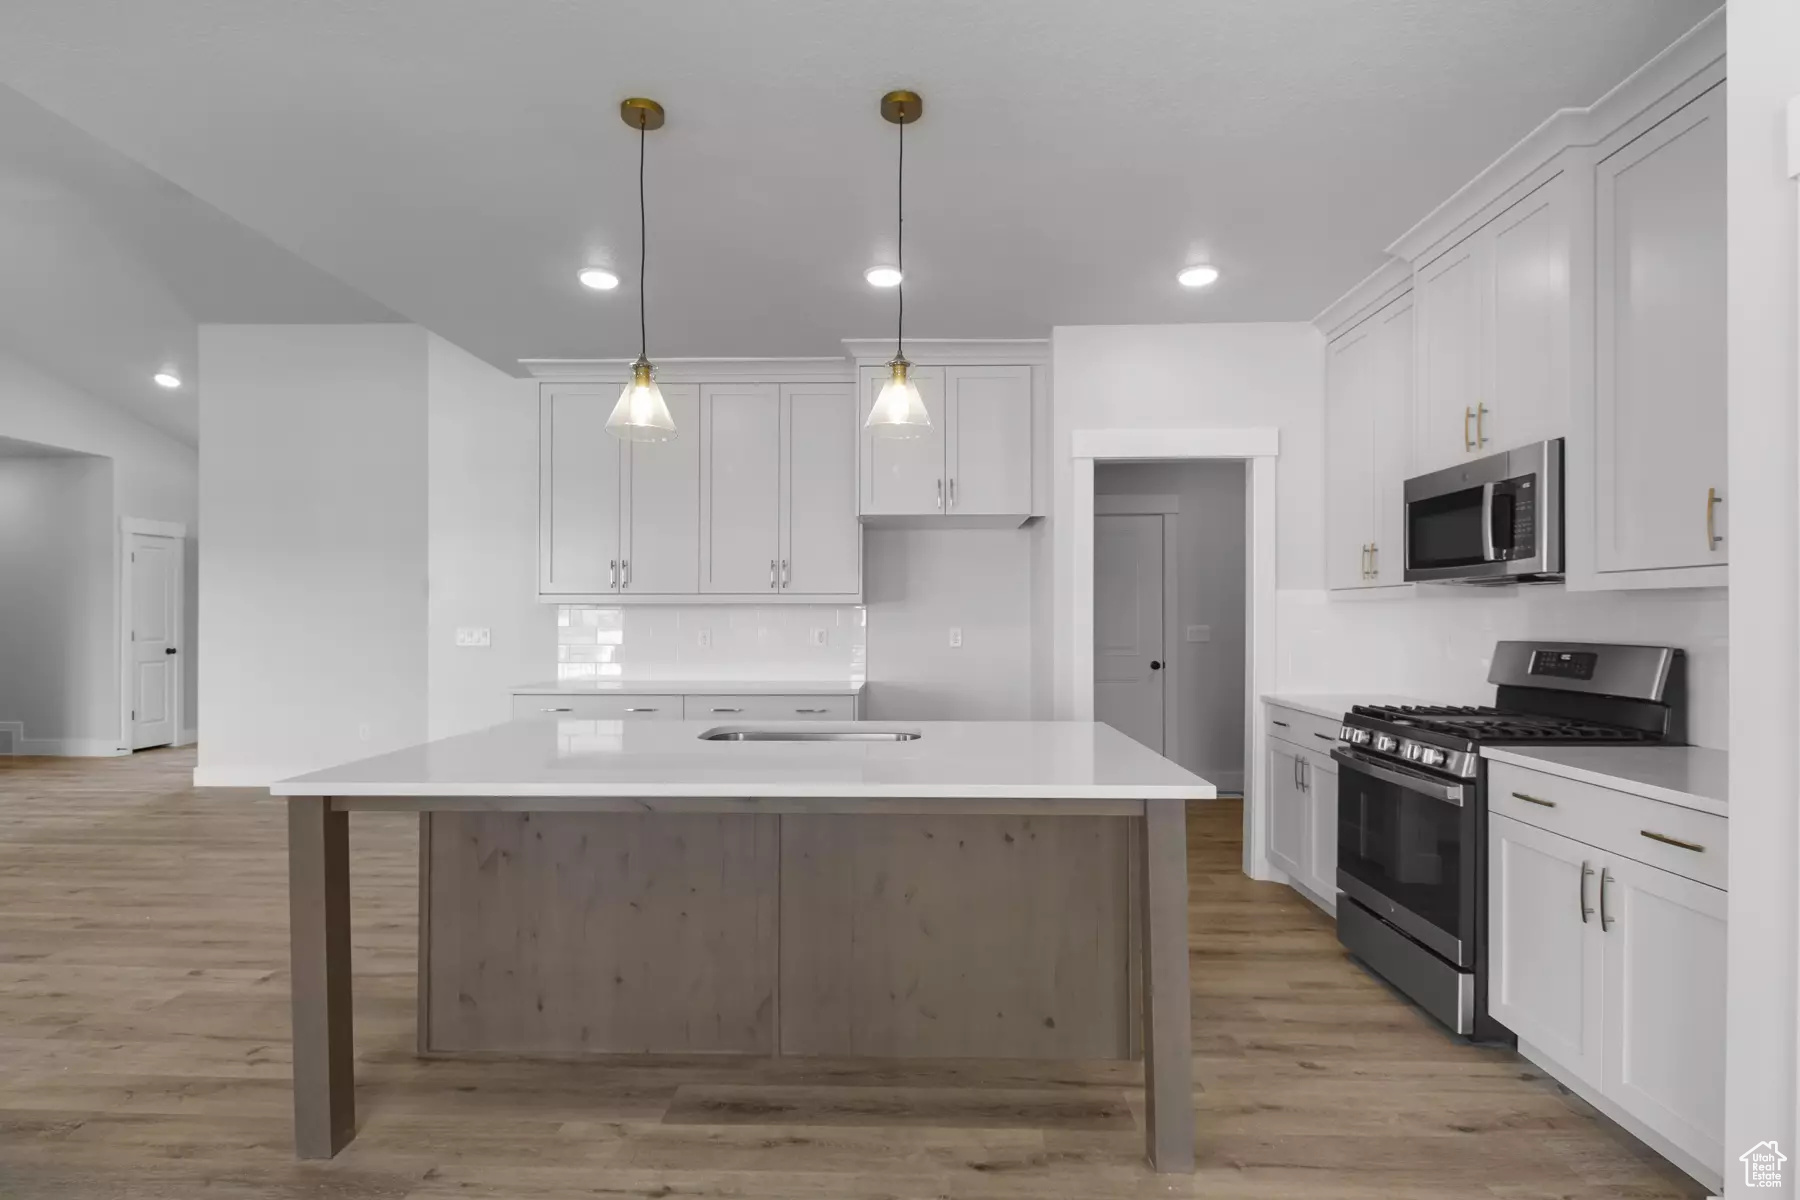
1347 703 1659 746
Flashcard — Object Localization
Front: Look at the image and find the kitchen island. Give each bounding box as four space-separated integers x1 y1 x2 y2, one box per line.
272 719 1213 1172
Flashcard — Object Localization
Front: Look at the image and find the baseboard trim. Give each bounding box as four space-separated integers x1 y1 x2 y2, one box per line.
176 728 198 748
0 723 129 757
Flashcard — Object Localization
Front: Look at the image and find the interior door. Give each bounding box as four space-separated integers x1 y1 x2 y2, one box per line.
700 385 781 593
859 364 947 515
623 384 699 594
1600 854 1726 1172
780 384 860 595
1092 512 1165 753
1487 814 1604 1089
945 365 1031 515
1595 84 1726 574
129 532 180 750
540 386 622 594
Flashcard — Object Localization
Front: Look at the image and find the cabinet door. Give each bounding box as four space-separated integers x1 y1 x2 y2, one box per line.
946 365 1032 515
1487 814 1604 1089
1413 239 1484 473
1304 755 1338 902
539 386 622 595
781 384 860 595
621 384 699 594
1267 745 1308 882
859 364 947 516
1600 854 1726 1174
700 385 782 593
1595 84 1726 574
1484 174 1571 455
1369 296 1414 585
1324 321 1376 590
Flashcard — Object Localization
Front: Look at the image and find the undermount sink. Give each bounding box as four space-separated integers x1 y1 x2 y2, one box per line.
699 726 921 742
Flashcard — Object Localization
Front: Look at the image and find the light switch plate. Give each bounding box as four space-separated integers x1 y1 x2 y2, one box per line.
1185 625 1211 643
455 627 491 647
949 627 963 648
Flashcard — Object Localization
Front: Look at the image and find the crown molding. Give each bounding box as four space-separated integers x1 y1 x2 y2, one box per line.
1313 258 1413 338
841 337 1050 367
1386 6 1724 264
520 357 851 383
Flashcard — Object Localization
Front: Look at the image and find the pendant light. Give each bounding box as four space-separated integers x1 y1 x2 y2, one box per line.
865 90 931 439
607 97 677 442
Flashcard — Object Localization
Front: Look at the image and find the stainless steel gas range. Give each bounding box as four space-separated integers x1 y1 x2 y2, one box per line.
1332 641 1685 1040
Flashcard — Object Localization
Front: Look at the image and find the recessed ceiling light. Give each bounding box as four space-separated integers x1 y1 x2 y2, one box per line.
1177 265 1220 288
864 265 903 288
152 370 181 389
578 267 620 291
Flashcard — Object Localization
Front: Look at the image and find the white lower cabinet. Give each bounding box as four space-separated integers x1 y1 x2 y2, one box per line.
1268 743 1307 882
1489 801 1725 1189
1303 754 1338 904
1266 706 1338 912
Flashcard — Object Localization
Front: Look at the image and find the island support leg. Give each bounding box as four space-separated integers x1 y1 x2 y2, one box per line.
288 796 355 1158
1139 798 1195 1172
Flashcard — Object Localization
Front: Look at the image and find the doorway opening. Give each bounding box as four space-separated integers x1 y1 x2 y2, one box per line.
1093 462 1247 791
120 518 188 752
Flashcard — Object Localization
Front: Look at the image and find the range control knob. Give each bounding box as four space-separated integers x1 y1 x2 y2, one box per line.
1402 743 1421 761
1351 729 1371 746
1419 747 1447 768
1374 734 1398 753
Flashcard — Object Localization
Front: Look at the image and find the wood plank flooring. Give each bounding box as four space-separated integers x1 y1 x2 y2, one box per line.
0 747 1705 1198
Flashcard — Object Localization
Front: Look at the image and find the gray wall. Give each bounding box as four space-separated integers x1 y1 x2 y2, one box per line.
1095 460 1247 787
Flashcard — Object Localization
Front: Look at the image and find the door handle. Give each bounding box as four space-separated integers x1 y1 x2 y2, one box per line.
542 706 574 713
710 707 744 713
936 478 944 510
1707 487 1723 549
621 558 631 588
1149 660 1163 670
1463 407 1475 452
1511 792 1555 808
1475 402 1488 448
1313 732 1334 742
1599 866 1614 931
1480 482 1499 561
949 478 957 510
1640 830 1705 854
795 707 829 714
770 559 778 589
609 559 618 589
1579 862 1594 924
624 707 659 713
164 647 178 655
1361 544 1370 579
781 559 789 588
1369 542 1377 578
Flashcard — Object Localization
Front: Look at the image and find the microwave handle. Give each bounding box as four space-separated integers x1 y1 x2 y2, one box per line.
1480 481 1498 561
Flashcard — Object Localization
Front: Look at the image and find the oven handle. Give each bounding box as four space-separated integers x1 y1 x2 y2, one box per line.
1330 747 1466 807
1480 481 1498 561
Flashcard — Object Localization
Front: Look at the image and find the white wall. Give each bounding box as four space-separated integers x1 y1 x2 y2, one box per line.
1096 460 1248 785
0 454 116 753
0 349 199 741
1049 322 1325 716
1723 5 1799 1188
864 528 1034 720
425 333 546 738
196 325 428 784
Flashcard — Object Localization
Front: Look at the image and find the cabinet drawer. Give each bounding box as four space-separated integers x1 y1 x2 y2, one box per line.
1266 704 1343 753
1489 762 1726 890
684 694 857 721
511 694 684 721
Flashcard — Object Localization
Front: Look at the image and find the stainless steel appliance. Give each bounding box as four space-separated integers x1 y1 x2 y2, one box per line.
1403 438 1563 583
1333 641 1684 1039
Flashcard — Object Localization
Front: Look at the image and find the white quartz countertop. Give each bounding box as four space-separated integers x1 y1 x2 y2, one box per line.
512 680 865 696
271 720 1216 801
1262 693 1428 722
1482 745 1728 817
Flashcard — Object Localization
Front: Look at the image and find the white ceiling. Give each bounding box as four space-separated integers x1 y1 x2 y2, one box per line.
0 85 397 444
0 0 1717 388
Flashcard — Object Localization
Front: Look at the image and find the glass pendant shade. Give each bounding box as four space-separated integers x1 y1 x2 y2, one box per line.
607 358 677 442
865 357 931 439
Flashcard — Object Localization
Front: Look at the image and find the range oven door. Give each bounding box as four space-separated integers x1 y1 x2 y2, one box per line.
1403 438 1562 582
1332 747 1477 968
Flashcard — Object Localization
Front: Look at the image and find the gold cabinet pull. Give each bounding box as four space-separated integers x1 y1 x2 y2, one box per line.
1641 830 1705 854
1706 487 1723 549
1463 407 1474 452
1370 542 1378 579
1360 544 1370 579
1512 791 1556 808
1476 402 1488 448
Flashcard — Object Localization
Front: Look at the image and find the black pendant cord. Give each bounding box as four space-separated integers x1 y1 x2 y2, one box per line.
895 115 904 361
637 119 648 363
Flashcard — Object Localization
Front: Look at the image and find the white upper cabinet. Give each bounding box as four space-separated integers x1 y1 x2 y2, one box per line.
621 385 700 594
859 364 947 516
700 385 783 594
1589 83 1726 586
859 363 1033 525
781 383 861 595
1326 289 1411 589
539 385 623 595
1412 173 1571 473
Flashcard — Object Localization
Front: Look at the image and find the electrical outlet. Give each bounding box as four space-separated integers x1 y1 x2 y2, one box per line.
696 628 712 649
949 627 963 648
811 628 829 647
1185 625 1211 643
358 722 372 742
455 626 491 647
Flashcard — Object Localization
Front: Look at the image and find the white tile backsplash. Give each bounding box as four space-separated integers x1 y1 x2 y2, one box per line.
556 604 865 682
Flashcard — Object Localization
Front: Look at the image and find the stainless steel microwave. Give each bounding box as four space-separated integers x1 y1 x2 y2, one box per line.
1403 439 1562 583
